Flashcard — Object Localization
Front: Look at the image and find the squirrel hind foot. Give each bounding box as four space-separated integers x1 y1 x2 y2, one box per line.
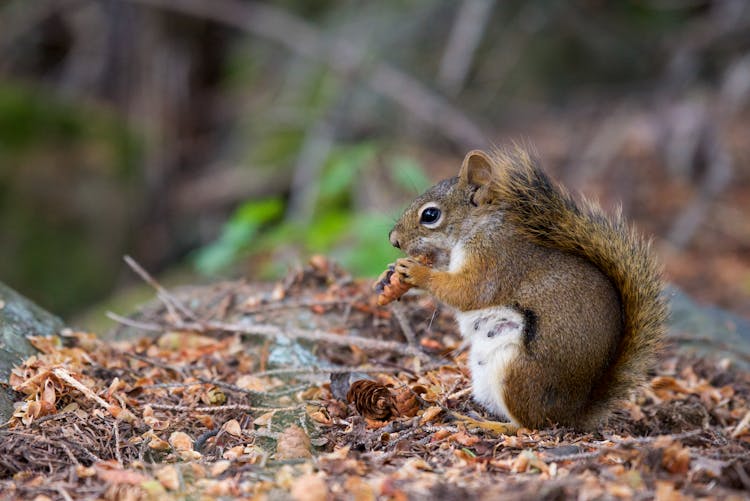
450 411 519 436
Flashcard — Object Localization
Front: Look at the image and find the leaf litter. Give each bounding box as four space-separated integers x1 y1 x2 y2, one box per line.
1 257 749 500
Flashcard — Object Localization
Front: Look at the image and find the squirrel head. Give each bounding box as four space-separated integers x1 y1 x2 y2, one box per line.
389 150 498 268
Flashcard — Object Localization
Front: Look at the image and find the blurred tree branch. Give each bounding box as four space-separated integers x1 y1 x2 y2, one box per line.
0 0 85 61
127 0 487 149
437 0 495 96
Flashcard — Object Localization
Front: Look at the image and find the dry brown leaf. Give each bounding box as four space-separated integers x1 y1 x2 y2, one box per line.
651 376 692 399
605 483 634 499
449 431 480 447
75 465 96 478
157 331 215 350
169 431 194 452
155 465 180 491
200 386 227 405
197 478 237 497
236 375 270 392
222 419 242 437
392 386 422 417
271 282 286 301
309 254 330 274
147 436 170 451
210 460 231 477
661 442 691 474
223 445 245 461
419 405 442 425
143 405 169 431
275 425 312 460
344 476 376 501
307 407 333 426
95 462 151 485
654 480 685 501
254 411 275 427
290 473 328 501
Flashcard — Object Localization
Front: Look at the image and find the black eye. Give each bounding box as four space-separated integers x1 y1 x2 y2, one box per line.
420 207 441 225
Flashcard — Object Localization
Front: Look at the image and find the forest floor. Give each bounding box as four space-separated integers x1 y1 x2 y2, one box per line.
1 259 749 500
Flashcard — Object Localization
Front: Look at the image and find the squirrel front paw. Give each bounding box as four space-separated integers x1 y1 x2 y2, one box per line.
394 257 431 288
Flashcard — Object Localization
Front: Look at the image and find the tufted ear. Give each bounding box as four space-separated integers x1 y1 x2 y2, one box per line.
459 150 493 187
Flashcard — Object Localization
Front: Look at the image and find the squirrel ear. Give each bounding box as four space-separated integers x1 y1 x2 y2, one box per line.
459 150 494 187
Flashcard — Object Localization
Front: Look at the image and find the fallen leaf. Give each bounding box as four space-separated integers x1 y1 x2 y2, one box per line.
290 473 328 501
450 431 480 447
222 419 242 437
275 425 312 460
210 460 231 477
661 442 691 474
254 411 275 427
654 480 685 501
169 431 194 452
155 465 180 491
95 462 151 485
419 406 442 425
223 445 245 461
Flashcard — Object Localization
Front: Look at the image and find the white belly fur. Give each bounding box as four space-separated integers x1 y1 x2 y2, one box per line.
455 307 524 424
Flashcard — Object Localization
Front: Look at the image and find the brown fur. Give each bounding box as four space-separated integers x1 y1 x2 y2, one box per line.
390 146 667 429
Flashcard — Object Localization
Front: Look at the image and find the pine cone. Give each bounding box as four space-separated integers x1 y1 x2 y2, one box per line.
374 265 412 306
346 380 397 420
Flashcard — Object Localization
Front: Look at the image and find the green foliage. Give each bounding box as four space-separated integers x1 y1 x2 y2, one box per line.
0 84 139 177
0 83 141 315
194 143 424 278
194 198 285 274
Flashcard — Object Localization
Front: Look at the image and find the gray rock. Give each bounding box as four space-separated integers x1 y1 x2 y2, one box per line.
0 282 64 423
666 286 750 366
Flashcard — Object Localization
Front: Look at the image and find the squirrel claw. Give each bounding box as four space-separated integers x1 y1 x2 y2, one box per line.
395 257 430 288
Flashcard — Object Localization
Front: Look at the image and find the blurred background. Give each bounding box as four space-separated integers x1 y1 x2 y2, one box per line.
1 0 750 329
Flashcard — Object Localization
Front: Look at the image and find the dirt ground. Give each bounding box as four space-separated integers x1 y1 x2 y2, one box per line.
1 259 749 500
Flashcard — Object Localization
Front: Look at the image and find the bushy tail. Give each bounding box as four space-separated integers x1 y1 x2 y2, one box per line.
487 147 667 421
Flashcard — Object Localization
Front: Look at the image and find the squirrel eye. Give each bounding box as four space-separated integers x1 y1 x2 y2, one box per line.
420 207 441 225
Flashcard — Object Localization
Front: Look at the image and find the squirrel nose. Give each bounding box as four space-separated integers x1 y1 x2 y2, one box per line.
389 230 401 249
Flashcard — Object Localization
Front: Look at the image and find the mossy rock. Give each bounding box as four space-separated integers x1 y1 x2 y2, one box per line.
0 282 64 423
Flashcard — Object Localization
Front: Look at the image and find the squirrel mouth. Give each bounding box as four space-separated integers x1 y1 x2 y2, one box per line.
407 249 443 269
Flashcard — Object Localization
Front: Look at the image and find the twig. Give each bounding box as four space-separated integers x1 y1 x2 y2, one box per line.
52 367 110 411
445 387 473 401
390 302 417 346
126 0 487 147
249 365 407 378
113 422 123 466
149 403 303 413
106 311 163 332
599 429 704 446
123 255 196 322
169 319 431 360
110 309 429 362
734 461 750 491
123 352 186 374
242 299 352 315
195 376 309 398
542 449 603 464
58 441 80 466
732 410 750 439
54 484 75 501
